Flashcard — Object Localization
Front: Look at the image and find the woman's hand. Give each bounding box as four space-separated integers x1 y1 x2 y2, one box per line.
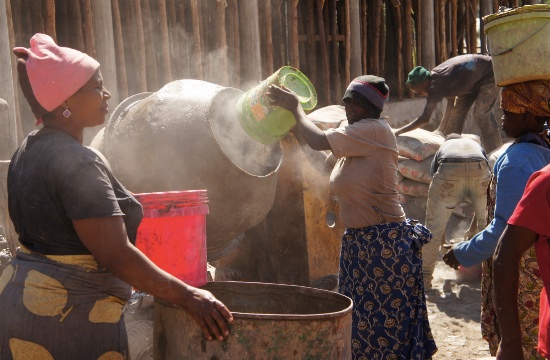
442 245 461 270
73 216 234 341
266 85 301 114
181 287 234 341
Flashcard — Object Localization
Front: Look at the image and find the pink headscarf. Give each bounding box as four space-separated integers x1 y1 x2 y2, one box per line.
13 33 99 124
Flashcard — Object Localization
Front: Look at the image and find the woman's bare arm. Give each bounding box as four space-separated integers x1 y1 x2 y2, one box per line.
73 216 233 341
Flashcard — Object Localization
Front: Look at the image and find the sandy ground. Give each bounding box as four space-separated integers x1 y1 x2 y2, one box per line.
427 256 492 360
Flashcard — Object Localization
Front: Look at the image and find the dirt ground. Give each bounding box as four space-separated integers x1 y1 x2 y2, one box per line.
427 257 491 360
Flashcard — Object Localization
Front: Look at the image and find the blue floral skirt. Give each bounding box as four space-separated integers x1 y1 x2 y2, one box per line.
338 219 438 360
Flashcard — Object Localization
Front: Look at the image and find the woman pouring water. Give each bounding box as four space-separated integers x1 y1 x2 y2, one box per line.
267 76 437 359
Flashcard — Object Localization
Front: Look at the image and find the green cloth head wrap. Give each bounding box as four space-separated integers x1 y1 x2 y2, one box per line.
405 66 431 86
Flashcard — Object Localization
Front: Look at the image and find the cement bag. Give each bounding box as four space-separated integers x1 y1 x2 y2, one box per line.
462 133 481 145
399 194 428 222
396 128 444 161
397 155 434 184
397 172 405 183
307 105 346 130
488 141 513 169
397 178 430 198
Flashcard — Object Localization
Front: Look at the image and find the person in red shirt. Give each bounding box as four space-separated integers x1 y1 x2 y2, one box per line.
493 163 550 359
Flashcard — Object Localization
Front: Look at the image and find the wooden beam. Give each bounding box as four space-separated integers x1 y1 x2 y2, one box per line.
110 0 128 100
141 0 159 90
226 0 240 87
317 0 330 105
66 0 84 51
348 0 361 80
132 0 147 92
158 0 172 86
288 0 300 68
0 0 20 159
451 0 458 56
404 0 413 98
43 0 56 41
189 0 204 79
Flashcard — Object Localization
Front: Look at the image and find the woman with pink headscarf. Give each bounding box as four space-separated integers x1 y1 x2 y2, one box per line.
0 34 232 359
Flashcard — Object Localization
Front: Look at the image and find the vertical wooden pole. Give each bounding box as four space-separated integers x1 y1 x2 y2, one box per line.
317 0 331 105
439 0 447 62
415 0 421 65
330 0 341 100
480 0 493 54
306 0 318 86
348 0 361 81
2 0 21 254
238 0 262 84
451 0 458 56
55 0 69 45
259 0 274 79
226 0 240 87
175 0 188 79
391 0 404 100
0 0 20 157
11 0 22 46
404 0 413 97
361 0 368 74
110 0 128 100
343 0 350 85
213 0 228 86
66 0 84 51
141 0 159 90
189 0 204 79
81 0 96 58
132 0 147 92
30 0 45 35
288 0 300 68
371 0 381 75
157 0 172 86
379 1 386 76
166 0 178 80
421 0 436 70
469 0 478 53
43 0 56 41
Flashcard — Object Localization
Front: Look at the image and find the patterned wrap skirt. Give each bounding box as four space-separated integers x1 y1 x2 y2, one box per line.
338 219 438 360
0 248 131 360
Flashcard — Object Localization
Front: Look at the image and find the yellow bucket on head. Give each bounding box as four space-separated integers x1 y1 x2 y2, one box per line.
236 66 317 145
484 4 550 86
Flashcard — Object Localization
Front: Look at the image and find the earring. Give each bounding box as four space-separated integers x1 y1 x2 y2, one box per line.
63 104 71 118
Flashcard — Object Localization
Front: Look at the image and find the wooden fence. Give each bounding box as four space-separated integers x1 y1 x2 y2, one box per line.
0 0 545 156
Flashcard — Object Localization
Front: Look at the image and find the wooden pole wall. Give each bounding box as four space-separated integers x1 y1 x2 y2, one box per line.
0 0 19 158
5 0 507 122
348 0 361 80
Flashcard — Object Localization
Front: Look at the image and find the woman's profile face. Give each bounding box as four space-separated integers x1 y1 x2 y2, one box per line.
343 97 369 124
501 110 542 138
66 69 111 128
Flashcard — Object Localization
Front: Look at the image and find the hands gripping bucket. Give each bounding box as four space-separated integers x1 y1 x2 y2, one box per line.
134 190 208 287
236 66 317 144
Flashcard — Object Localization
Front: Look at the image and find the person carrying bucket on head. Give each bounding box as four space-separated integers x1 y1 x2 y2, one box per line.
393 54 503 153
443 79 550 358
267 75 438 359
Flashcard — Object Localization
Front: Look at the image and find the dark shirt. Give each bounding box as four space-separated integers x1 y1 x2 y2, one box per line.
8 127 143 255
428 54 495 103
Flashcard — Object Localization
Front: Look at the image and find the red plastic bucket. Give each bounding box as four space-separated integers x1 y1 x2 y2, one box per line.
134 190 209 287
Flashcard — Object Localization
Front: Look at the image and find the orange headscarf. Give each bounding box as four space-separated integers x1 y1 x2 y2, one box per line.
501 79 550 117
